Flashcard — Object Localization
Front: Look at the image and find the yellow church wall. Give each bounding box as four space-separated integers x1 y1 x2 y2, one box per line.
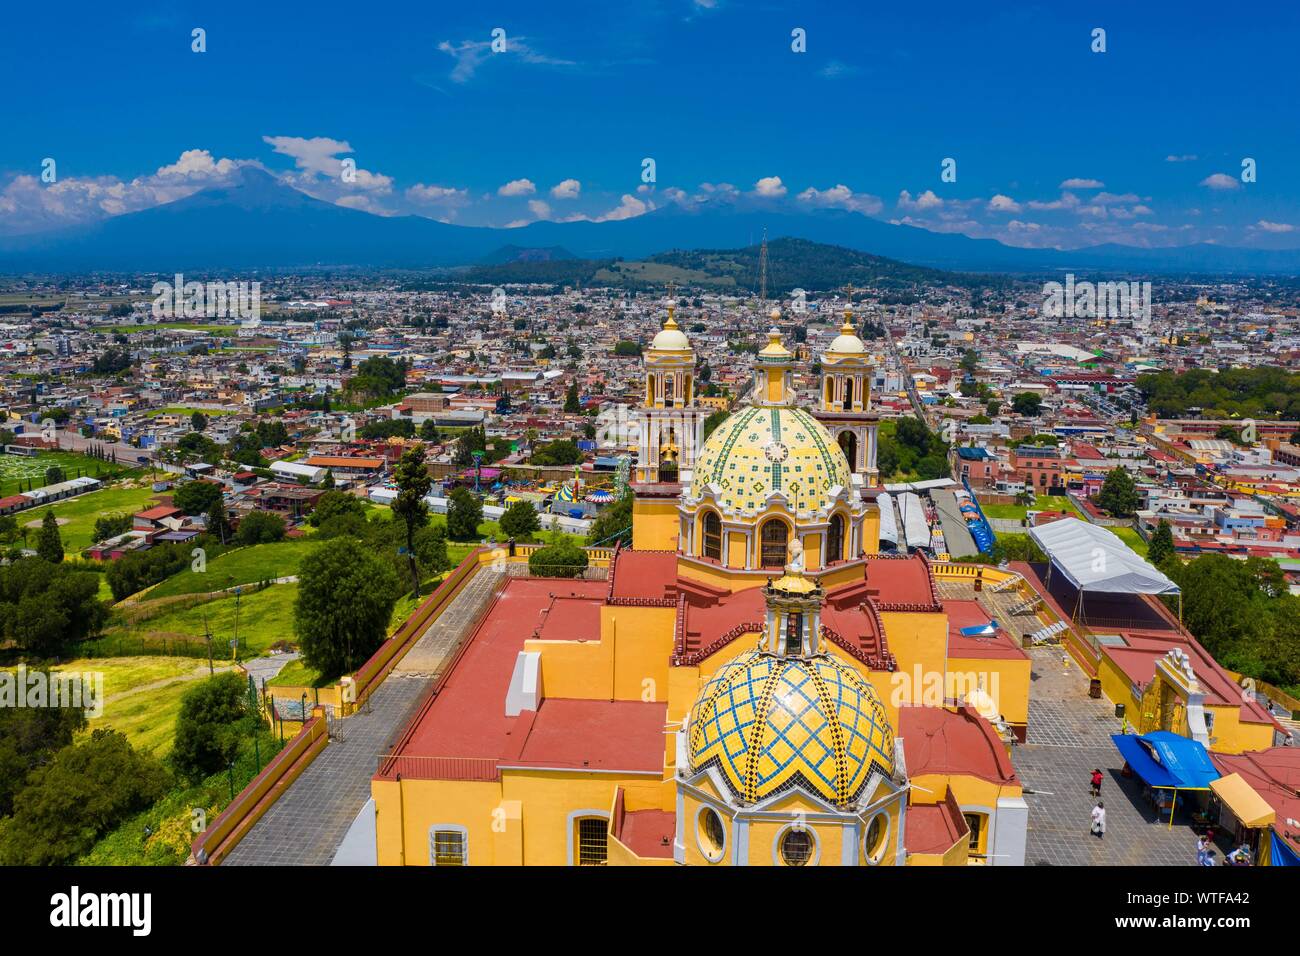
632 498 679 551
861 509 880 556
874 611 949 726
523 605 676 703
727 531 747 568
375 778 505 866
501 770 663 865
947 654 1031 730
1095 655 1274 755
803 532 823 571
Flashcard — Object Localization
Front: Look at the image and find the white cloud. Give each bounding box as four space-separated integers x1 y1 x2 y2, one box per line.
987 194 1021 213
498 178 536 197
1027 192 1080 212
527 199 551 219
797 184 882 215
591 194 650 222
407 183 469 205
550 178 581 199
1059 178 1104 189
1253 220 1296 233
1165 154 1198 162
262 135 392 191
437 37 576 85
819 60 860 79
753 176 787 198
897 189 943 211
1200 173 1240 191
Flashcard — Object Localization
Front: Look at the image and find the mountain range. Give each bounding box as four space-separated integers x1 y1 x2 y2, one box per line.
3 167 1299 276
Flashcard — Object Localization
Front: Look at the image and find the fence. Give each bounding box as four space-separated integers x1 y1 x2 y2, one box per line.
79 633 214 660
375 755 500 781
190 714 329 865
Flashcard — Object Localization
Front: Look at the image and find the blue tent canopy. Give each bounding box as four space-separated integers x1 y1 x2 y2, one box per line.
1111 731 1219 790
1270 832 1300 867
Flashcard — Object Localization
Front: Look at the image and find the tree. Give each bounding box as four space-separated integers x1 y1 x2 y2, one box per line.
1097 467 1140 517
391 446 433 598
91 512 132 543
309 489 368 537
419 419 440 442
191 411 209 433
0 680 88 816
960 349 978 374
321 469 335 489
235 510 286 545
294 537 400 680
702 409 730 442
528 536 589 578
564 382 581 413
173 479 224 516
176 431 222 463
0 729 168 866
36 509 63 563
1011 392 1043 416
171 672 253 783
986 400 1001 417
45 465 65 485
1147 519 1175 566
207 497 231 545
446 487 483 541
531 439 583 466
500 500 541 541
586 494 632 547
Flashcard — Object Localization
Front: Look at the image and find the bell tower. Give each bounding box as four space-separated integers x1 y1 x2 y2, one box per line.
812 287 881 487
635 294 709 483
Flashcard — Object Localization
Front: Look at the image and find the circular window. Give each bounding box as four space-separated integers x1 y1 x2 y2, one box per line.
696 806 726 863
779 826 815 867
863 812 889 865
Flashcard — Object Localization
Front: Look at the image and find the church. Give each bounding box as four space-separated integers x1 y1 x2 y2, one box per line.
370 303 1031 866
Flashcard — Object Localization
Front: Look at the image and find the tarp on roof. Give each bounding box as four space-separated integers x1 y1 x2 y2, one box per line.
877 492 899 546
1111 731 1218 789
1030 517 1180 594
1211 773 1276 828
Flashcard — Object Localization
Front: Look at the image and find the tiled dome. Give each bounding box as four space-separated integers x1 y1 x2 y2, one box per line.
689 406 851 516
687 649 895 807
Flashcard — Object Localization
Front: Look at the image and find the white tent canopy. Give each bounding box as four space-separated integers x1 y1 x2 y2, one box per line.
1029 517 1180 595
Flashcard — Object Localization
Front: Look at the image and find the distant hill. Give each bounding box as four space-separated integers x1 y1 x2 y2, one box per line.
461 237 985 292
478 245 576 265
2 167 1299 275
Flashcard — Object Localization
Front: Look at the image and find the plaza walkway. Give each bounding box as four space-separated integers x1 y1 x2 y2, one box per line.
1011 647 1197 866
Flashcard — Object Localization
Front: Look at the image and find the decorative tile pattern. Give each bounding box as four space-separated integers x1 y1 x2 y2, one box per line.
689 649 894 807
695 406 850 515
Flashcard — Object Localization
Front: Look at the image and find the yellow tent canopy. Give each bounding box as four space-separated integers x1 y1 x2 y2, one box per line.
1210 773 1276 829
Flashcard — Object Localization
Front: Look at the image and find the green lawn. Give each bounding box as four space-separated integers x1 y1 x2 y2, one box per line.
122 583 298 659
1 656 210 757
0 449 133 498
24 485 162 553
145 538 317 599
97 323 239 335
981 494 1082 521
1110 525 1150 558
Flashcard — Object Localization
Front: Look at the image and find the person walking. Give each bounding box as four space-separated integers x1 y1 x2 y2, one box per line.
1090 768 1104 797
1090 802 1106 839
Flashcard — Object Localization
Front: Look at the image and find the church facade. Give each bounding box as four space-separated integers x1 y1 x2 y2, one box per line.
370 321 1030 866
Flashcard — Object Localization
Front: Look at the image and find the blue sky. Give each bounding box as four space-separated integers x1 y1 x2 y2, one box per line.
2 0 1298 248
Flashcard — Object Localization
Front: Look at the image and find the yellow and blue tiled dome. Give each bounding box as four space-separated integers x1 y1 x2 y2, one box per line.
687 649 895 807
690 406 851 516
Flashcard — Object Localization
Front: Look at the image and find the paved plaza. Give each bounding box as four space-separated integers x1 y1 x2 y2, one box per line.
1011 647 1200 866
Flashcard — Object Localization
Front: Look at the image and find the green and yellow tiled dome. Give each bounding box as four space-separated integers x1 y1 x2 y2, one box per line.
690 406 851 515
687 649 895 807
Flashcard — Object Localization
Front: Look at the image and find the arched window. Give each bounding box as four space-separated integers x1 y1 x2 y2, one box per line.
647 374 657 404
838 431 858 470
664 374 675 403
702 511 722 560
843 377 854 410
760 520 789 569
824 378 835 406
826 513 845 564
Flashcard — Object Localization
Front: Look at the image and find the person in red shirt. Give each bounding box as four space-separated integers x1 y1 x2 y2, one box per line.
1090 768 1103 797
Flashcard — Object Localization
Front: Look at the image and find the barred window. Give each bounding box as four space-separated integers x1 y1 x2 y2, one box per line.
430 829 466 866
702 511 722 560
826 513 845 564
760 520 788 569
576 817 608 865
779 827 814 866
